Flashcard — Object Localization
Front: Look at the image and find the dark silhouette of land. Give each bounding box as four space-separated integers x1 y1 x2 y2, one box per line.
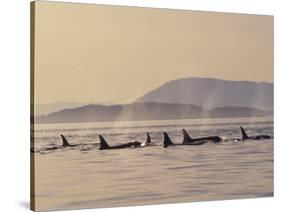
136 78 273 111
35 78 273 124
35 102 271 124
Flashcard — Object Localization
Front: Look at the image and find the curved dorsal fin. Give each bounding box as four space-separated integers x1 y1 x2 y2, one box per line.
163 132 174 148
240 126 249 140
61 134 71 147
99 135 110 150
182 129 193 144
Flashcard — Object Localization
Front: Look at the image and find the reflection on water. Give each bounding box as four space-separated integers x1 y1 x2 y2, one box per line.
33 117 273 211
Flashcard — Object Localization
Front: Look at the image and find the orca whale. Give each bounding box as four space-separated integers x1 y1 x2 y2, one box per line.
146 133 151 144
99 135 141 150
42 135 80 151
140 133 155 146
163 132 205 148
182 129 221 144
240 126 272 141
61 134 77 147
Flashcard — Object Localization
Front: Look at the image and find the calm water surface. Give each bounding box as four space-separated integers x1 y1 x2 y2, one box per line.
33 117 273 211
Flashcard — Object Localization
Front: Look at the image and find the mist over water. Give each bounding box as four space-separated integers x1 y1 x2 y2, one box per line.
33 117 273 211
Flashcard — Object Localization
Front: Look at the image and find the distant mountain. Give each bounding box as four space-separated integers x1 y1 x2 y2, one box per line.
35 102 271 124
135 78 273 111
34 102 89 116
34 102 114 116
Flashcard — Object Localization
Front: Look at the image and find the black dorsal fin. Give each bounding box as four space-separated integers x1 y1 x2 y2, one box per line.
146 133 151 144
163 132 174 148
61 134 71 147
182 129 193 144
99 135 110 150
240 126 249 140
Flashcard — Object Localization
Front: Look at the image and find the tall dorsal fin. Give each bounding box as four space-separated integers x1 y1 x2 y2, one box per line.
146 133 151 144
182 129 193 144
61 134 71 147
163 132 174 148
240 126 249 140
99 135 110 150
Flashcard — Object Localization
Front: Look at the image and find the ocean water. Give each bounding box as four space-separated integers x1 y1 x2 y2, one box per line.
32 117 273 211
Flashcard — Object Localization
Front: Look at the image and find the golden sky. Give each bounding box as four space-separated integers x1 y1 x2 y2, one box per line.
34 1 273 104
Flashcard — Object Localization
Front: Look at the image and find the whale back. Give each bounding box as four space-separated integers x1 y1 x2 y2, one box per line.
163 132 174 148
61 135 71 147
146 133 151 144
99 135 110 150
240 126 249 140
182 129 193 144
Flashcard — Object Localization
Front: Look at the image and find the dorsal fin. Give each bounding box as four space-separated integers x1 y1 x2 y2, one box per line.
163 132 174 148
99 135 110 150
61 134 71 147
146 133 151 144
182 129 193 144
240 126 249 140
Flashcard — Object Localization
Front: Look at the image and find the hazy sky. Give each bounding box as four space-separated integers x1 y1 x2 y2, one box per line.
34 1 273 104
